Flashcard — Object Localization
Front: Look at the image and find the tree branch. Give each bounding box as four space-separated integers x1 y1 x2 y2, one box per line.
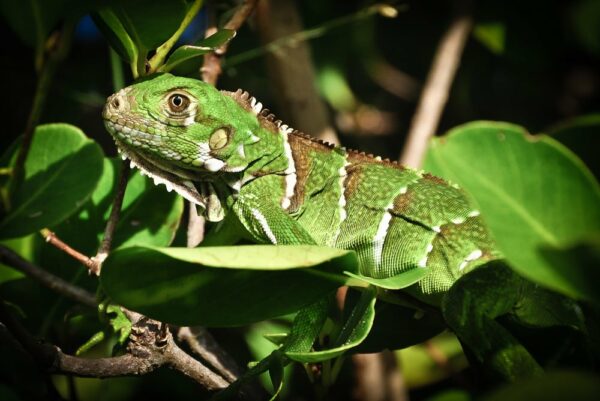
399 11 472 168
177 326 241 383
201 0 259 85
0 245 96 308
0 304 231 391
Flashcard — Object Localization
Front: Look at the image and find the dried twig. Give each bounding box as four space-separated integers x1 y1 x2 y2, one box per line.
92 161 130 274
399 12 472 168
201 0 259 85
0 245 96 308
40 228 97 271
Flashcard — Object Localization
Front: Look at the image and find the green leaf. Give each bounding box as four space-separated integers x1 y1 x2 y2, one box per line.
285 287 376 362
354 301 445 353
115 0 190 51
100 245 357 326
92 9 138 64
473 22 506 54
538 240 600 307
424 121 600 301
0 124 104 239
344 268 427 289
548 113 600 178
159 30 236 72
483 370 600 401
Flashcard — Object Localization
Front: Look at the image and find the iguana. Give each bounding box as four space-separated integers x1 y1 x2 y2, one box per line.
102 73 577 383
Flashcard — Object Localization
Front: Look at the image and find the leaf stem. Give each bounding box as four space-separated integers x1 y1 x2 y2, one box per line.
148 0 204 73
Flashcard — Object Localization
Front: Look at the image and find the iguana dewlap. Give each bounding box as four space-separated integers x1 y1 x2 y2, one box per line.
103 73 500 303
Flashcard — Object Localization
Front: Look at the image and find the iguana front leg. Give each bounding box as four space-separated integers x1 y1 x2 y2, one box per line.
442 262 544 381
233 176 318 245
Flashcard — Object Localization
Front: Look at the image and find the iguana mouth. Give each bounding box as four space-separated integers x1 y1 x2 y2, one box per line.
106 122 207 207
104 119 230 222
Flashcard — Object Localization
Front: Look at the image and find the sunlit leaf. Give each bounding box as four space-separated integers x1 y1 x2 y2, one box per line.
424 121 600 301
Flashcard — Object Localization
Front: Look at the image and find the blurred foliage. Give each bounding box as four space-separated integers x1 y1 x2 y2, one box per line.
0 0 599 400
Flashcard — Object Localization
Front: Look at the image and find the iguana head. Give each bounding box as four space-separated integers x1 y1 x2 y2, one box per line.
102 73 265 221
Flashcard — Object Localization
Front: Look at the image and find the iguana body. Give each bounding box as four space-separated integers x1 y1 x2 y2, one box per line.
103 73 499 305
103 73 574 381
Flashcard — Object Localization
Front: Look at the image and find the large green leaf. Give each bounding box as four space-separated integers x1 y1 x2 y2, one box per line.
0 124 103 239
424 121 600 301
100 245 357 326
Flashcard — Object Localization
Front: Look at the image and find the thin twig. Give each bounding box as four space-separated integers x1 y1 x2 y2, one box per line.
0 245 96 308
178 327 241 383
40 228 96 271
399 12 473 168
201 0 258 85
92 161 130 274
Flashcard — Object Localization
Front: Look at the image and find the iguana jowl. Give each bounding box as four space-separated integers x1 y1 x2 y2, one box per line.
102 73 500 304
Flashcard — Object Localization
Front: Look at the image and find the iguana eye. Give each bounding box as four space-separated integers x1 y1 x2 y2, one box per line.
168 93 190 112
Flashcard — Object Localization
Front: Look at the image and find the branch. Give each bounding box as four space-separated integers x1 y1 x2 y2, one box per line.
0 305 230 392
92 161 130 274
399 11 472 168
40 228 96 271
0 245 96 308
255 0 339 144
178 327 241 383
201 0 258 85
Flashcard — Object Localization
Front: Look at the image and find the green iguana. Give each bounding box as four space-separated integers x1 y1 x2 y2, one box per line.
103 73 576 382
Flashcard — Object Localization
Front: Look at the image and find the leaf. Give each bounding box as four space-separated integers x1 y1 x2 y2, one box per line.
548 113 600 178
115 0 190 51
483 370 600 401
538 240 600 307
0 0 84 48
424 121 600 301
160 30 236 72
354 301 445 354
344 268 427 289
91 9 138 63
285 287 376 363
0 124 104 239
100 245 357 326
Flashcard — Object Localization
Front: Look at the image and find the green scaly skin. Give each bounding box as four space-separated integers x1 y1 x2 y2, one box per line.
103 73 565 381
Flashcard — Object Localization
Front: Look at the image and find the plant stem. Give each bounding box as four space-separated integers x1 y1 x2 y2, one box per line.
10 25 73 197
399 10 472 168
148 0 204 73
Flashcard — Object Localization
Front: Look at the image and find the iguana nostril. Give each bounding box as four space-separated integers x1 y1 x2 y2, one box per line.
112 97 121 109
